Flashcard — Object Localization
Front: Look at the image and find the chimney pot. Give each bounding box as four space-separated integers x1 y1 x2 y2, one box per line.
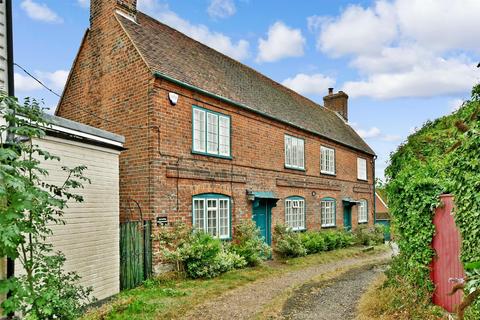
328 87 334 95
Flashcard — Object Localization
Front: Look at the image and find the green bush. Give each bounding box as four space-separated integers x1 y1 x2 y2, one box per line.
273 224 307 258
353 225 384 246
300 231 326 254
230 220 272 266
322 231 341 250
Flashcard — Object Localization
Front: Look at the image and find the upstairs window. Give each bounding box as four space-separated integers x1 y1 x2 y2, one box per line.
321 198 336 227
193 106 231 157
285 197 306 231
358 199 368 223
285 135 305 170
192 194 230 239
320 146 335 175
357 157 367 180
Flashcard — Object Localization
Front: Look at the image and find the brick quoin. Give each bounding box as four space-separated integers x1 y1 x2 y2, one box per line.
56 0 376 269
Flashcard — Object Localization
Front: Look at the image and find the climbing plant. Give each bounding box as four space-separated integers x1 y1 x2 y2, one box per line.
385 84 480 318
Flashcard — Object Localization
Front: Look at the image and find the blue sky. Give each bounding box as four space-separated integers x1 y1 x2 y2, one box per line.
12 0 480 179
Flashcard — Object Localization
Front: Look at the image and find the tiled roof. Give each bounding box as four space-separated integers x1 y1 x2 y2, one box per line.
117 12 375 155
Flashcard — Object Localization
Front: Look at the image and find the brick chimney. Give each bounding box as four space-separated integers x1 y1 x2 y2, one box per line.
90 0 137 29
323 88 349 121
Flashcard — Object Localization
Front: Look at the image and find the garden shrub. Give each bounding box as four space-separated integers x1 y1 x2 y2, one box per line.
230 220 271 266
273 224 307 258
353 225 384 246
322 231 341 250
299 231 326 254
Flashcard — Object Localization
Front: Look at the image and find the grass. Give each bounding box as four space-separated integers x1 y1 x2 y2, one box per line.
82 245 388 320
356 274 447 320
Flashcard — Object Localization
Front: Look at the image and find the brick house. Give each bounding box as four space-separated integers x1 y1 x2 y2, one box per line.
56 0 376 267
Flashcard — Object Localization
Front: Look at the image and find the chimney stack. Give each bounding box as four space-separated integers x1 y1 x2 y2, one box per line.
323 88 349 121
90 0 137 29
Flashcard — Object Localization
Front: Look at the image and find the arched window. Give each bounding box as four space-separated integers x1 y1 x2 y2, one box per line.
320 197 336 227
192 194 231 239
358 199 368 223
285 196 306 231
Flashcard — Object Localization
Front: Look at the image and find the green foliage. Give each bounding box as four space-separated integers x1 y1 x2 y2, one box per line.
158 225 247 279
0 95 93 318
230 220 271 266
353 225 384 246
273 224 307 258
385 84 480 312
299 231 326 254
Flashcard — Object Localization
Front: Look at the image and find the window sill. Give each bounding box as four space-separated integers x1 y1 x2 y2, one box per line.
321 225 336 229
192 150 233 160
358 221 368 224
285 165 306 172
321 171 336 177
357 178 368 182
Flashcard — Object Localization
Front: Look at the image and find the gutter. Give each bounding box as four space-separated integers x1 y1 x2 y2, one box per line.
153 71 376 157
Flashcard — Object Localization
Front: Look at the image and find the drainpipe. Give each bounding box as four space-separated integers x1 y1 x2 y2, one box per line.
373 155 377 224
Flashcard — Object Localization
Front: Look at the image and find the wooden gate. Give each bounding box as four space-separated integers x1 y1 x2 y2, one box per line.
120 220 152 290
431 194 464 312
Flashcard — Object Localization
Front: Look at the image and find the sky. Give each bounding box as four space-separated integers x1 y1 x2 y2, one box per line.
12 0 480 179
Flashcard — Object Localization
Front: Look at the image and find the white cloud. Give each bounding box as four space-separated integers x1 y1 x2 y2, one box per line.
282 73 335 96
21 0 63 23
207 0 236 19
256 21 305 63
312 0 480 99
314 1 397 57
138 0 249 60
77 0 89 8
354 126 382 139
343 56 478 99
14 70 69 93
14 73 42 92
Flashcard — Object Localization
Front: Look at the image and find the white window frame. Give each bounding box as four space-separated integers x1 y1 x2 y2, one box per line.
321 199 336 227
320 146 335 175
285 197 306 231
192 106 231 157
284 134 305 170
357 157 367 180
192 195 230 239
358 199 368 223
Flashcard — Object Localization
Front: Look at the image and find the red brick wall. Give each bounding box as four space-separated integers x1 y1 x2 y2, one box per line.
56 1 154 221
57 1 375 268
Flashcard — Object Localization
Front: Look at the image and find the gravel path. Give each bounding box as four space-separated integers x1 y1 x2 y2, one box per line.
181 249 391 320
281 264 386 320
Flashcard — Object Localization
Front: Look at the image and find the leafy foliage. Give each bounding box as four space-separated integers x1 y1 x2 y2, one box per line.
0 95 93 318
353 225 385 246
230 220 271 266
385 84 480 316
273 224 307 258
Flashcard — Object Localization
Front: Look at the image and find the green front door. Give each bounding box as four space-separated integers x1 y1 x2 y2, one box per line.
252 199 272 245
343 205 352 231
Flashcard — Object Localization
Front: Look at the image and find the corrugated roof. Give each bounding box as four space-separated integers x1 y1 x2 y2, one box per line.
117 12 375 155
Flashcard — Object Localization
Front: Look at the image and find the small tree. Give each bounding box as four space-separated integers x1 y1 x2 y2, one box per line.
0 94 93 319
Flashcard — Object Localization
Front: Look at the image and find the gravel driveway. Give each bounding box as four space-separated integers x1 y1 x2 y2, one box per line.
281 264 386 320
181 249 391 320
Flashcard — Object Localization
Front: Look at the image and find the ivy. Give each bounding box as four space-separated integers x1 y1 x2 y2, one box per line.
385 84 480 315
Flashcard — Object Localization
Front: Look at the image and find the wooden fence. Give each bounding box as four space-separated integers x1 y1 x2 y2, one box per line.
431 194 464 312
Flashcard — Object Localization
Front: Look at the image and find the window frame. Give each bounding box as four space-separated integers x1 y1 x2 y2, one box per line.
320 197 336 228
192 193 231 240
284 196 306 231
192 106 232 159
320 146 336 175
357 157 367 181
284 134 305 171
358 199 368 223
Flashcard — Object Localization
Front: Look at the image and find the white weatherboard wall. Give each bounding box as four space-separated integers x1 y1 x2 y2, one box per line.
15 135 121 301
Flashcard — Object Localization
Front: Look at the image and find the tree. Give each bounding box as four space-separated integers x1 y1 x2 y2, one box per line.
0 94 93 319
